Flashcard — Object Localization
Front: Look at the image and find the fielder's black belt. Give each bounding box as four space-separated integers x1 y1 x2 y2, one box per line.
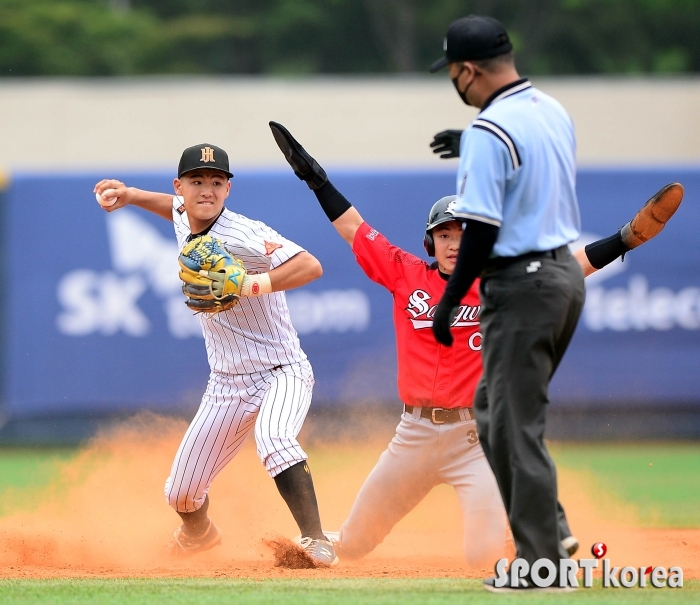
483 245 570 272
403 405 475 424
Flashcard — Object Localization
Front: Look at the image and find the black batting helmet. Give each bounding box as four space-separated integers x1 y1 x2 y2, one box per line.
424 195 459 256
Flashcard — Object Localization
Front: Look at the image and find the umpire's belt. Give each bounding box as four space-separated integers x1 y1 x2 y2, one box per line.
404 405 474 424
482 245 570 273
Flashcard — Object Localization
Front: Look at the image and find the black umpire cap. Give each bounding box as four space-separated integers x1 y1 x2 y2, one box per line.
178 143 234 178
429 15 512 73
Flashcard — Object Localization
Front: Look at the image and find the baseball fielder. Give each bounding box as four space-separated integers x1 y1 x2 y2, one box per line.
267 122 683 567
93 143 338 566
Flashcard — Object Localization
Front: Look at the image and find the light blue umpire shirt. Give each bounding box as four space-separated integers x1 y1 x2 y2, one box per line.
453 78 581 258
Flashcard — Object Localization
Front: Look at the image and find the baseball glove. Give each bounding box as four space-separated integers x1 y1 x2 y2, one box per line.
179 235 247 313
620 182 684 249
269 121 328 190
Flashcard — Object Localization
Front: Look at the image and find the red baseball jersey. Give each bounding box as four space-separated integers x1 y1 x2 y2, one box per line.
352 222 483 409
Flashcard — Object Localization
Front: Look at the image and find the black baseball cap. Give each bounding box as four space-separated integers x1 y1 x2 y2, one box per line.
429 15 512 73
178 143 233 178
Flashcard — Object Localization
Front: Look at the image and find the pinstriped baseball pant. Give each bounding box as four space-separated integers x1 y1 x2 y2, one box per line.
164 360 313 513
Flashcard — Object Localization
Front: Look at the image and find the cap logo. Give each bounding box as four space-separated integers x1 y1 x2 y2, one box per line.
200 147 215 163
445 199 457 216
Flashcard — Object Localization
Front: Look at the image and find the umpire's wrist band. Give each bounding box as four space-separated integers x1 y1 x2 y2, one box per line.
241 273 272 297
314 181 352 222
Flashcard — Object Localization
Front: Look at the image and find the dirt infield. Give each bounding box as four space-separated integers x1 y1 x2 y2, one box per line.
0 415 697 579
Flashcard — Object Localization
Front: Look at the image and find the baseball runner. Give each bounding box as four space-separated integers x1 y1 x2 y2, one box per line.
267 122 683 567
93 143 338 566
428 15 684 591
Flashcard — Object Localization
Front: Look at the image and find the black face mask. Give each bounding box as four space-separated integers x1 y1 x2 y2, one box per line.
451 65 473 106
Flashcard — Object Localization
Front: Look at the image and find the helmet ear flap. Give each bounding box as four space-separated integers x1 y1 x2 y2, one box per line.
424 231 435 257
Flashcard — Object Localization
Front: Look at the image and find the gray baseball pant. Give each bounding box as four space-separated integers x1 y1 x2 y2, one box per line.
474 247 585 569
339 408 509 567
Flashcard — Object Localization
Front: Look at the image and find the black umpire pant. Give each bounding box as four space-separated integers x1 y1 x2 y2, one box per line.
473 246 585 569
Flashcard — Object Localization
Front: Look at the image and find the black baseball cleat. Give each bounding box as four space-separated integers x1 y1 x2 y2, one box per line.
620 182 684 249
268 121 328 190
299 537 339 567
483 577 577 593
561 536 579 557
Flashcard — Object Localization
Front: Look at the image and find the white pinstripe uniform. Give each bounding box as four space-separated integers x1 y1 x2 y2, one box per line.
164 197 314 514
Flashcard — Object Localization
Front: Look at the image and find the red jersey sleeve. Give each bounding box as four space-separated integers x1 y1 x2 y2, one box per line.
352 222 426 293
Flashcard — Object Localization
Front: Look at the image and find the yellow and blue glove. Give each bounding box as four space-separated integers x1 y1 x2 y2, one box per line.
178 235 247 313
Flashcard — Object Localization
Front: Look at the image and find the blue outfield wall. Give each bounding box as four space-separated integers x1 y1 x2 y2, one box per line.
1 167 699 422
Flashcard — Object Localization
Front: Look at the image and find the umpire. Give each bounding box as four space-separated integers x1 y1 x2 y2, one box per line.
430 16 585 590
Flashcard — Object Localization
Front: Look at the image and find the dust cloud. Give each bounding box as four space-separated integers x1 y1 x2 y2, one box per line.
0 413 696 579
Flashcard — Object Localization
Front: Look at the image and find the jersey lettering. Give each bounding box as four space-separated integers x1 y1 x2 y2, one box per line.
407 289 431 317
406 288 480 330
468 332 482 351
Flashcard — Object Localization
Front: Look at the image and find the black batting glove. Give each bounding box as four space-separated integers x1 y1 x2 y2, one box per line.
430 129 463 159
432 296 459 347
269 121 328 190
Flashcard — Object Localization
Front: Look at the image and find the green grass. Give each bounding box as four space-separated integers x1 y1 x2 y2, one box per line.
0 579 697 605
0 448 76 515
0 448 75 490
551 443 700 527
